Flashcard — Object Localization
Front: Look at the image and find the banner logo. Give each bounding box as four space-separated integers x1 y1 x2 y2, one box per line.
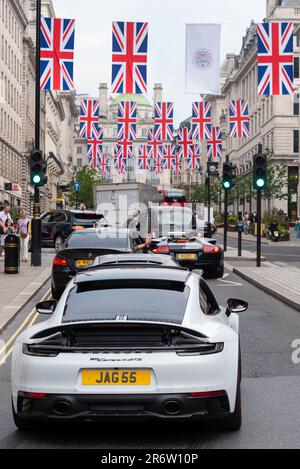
193 49 213 70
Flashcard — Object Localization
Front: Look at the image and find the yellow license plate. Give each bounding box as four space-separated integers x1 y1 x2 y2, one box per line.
82 369 151 386
76 259 93 268
176 253 197 260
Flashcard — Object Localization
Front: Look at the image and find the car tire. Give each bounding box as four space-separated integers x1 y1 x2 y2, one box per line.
54 235 64 253
12 402 35 432
51 285 64 301
204 266 224 279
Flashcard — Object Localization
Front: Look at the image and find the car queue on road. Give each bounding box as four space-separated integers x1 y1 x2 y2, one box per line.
11 206 249 433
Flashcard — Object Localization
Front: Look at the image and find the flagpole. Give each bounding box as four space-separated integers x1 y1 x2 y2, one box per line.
31 0 42 266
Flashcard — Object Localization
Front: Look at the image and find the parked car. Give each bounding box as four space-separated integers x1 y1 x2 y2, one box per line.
41 210 107 252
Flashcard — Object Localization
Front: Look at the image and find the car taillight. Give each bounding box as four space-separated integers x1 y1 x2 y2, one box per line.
72 225 85 231
152 245 170 255
53 256 68 267
203 245 220 254
190 391 226 398
24 392 47 399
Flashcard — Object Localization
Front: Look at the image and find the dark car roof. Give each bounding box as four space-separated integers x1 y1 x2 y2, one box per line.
75 267 190 285
64 228 132 250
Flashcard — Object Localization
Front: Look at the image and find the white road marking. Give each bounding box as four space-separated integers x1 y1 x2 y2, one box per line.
218 279 243 287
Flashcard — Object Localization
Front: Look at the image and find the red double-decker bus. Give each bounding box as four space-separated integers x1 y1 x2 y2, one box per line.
158 189 186 207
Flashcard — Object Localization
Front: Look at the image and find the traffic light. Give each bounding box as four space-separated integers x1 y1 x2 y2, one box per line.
222 162 236 190
253 152 267 190
30 149 47 187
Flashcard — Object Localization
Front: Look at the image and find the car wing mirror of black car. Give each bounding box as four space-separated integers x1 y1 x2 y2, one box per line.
36 300 57 315
226 299 248 317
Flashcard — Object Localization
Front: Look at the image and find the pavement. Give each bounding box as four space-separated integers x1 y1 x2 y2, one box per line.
0 250 54 332
218 228 300 247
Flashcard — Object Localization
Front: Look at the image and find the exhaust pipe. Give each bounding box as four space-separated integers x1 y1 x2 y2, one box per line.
162 400 183 416
53 400 72 416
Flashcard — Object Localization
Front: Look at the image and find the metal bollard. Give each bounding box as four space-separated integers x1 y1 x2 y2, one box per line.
4 234 20 274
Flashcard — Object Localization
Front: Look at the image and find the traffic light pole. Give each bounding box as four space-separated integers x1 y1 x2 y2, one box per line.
256 188 262 268
207 175 212 238
31 0 42 267
224 190 228 252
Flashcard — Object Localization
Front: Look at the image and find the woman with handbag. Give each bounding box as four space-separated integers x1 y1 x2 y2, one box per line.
17 210 31 262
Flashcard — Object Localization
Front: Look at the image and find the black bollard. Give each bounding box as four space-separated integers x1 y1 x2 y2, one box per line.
4 234 20 274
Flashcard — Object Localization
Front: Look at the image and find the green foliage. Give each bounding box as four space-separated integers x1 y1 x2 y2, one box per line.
228 215 237 226
69 167 103 210
262 208 289 235
188 180 221 205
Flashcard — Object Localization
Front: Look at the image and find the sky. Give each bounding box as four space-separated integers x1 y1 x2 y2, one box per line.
53 0 266 125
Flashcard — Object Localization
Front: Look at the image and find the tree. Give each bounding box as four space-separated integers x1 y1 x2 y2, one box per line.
69 167 103 210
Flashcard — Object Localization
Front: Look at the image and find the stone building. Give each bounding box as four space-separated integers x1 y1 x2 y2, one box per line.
206 0 300 219
0 0 28 208
75 83 171 190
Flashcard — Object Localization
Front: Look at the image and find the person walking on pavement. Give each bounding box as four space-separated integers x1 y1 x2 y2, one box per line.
295 218 300 240
0 203 13 257
17 210 31 262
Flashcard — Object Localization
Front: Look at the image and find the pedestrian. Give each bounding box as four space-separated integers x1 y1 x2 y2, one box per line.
295 218 300 240
17 210 31 262
243 212 250 234
0 203 13 257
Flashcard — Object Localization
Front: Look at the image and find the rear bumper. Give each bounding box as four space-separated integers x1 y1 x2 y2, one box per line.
16 392 230 423
51 269 75 292
172 254 223 270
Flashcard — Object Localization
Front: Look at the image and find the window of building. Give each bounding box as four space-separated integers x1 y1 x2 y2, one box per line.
293 129 299 153
294 94 300 116
77 146 82 154
294 57 300 79
77 159 82 168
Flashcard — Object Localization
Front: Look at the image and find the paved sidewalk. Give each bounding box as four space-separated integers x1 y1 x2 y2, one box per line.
0 251 53 332
224 247 266 262
232 263 300 312
218 228 300 247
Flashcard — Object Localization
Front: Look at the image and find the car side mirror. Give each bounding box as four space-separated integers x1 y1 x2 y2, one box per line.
36 300 57 315
226 299 248 317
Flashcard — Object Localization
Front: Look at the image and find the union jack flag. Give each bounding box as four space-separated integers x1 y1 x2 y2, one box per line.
114 145 127 174
229 100 250 139
257 22 294 96
177 127 194 159
154 102 174 141
79 100 100 139
112 22 148 94
40 17 75 91
172 154 183 175
162 144 177 171
191 102 212 141
118 101 137 141
138 145 151 171
147 129 163 159
153 157 165 175
118 139 133 160
187 144 201 170
87 127 103 169
98 154 111 177
206 127 223 158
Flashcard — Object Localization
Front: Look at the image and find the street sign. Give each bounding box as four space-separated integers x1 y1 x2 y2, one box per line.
74 182 80 192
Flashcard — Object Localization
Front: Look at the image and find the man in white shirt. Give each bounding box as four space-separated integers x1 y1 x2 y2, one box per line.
0 203 13 256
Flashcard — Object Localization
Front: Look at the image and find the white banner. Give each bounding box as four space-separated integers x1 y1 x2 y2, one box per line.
186 24 221 95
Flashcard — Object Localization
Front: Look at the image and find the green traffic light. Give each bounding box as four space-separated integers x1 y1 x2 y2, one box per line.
255 178 266 189
223 181 231 190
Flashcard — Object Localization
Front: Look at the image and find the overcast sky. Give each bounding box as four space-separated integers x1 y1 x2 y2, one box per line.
53 0 266 125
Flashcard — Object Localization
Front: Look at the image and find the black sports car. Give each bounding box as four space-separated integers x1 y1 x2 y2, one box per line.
151 234 224 279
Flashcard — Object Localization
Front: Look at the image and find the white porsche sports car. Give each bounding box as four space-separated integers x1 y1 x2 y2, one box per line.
11 264 248 431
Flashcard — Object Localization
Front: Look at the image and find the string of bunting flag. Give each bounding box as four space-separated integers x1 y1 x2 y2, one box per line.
40 17 297 175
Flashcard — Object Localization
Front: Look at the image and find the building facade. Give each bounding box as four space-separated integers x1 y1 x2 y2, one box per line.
207 0 300 218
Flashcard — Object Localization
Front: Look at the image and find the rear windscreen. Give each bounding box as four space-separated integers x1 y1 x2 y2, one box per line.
66 232 129 249
73 213 103 221
63 280 189 324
